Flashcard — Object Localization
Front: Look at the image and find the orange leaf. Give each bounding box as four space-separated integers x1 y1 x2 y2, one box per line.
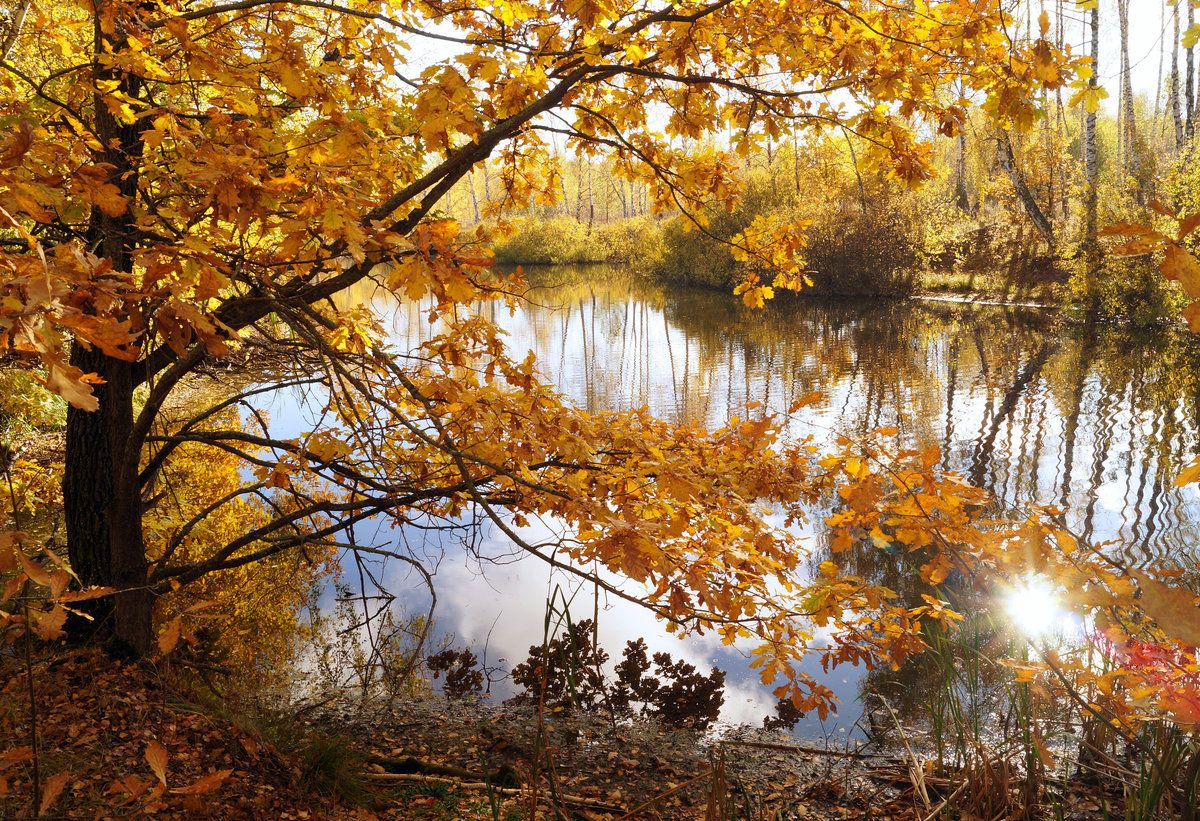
1177 456 1200 487
1179 212 1200 241
0 121 33 169
70 164 128 217
1131 571 1200 647
788 392 824 413
57 586 115 603
171 768 232 795
0 747 33 771
145 740 168 786
31 605 68 641
158 616 182 656
42 356 100 411
39 772 70 815
14 550 52 587
1162 244 1200 297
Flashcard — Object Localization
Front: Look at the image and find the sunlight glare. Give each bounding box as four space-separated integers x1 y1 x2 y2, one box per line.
1003 576 1070 639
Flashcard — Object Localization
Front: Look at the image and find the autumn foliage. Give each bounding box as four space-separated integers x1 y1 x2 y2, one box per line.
6 0 1200 814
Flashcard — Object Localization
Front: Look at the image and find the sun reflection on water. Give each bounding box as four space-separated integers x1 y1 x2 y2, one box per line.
1002 575 1082 640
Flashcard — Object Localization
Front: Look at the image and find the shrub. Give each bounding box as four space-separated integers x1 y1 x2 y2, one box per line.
492 216 597 265
492 215 664 266
650 171 925 297
509 623 726 729
592 215 665 268
610 638 725 730
803 202 923 297
1066 254 1185 325
652 214 741 289
651 178 788 290
509 619 610 711
425 647 485 700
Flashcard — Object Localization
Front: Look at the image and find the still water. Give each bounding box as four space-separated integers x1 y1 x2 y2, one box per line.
273 268 1200 739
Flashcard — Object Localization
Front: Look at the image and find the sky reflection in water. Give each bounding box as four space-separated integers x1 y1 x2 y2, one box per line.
258 268 1200 739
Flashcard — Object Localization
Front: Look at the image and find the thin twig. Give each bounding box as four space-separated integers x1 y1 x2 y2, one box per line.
363 772 624 813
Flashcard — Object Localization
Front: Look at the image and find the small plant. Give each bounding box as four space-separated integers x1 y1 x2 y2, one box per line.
612 638 726 730
295 729 375 806
510 625 726 729
510 619 610 711
426 647 485 700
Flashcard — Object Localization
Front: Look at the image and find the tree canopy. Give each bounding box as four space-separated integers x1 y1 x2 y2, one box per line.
0 0 1080 712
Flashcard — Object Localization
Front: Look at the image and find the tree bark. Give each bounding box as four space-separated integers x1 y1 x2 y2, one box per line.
467 170 480 224
997 132 1054 246
1083 5 1100 309
63 0 155 655
1173 1 1185 151
1118 0 1142 199
950 131 969 211
64 352 153 654
1188 0 1196 139
0 0 31 60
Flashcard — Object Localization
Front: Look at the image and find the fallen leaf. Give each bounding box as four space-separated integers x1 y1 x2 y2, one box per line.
171 768 233 795
145 740 168 786
0 747 33 771
39 772 70 815
158 616 182 655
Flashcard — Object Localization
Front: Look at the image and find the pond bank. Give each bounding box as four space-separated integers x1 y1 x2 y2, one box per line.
339 694 1127 820
0 646 1150 820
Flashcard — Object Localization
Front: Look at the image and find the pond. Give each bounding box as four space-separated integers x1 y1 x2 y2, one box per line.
260 267 1200 740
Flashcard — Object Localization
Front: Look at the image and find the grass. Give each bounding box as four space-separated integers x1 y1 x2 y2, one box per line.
876 603 1200 821
918 268 1063 303
387 783 531 820
170 690 378 808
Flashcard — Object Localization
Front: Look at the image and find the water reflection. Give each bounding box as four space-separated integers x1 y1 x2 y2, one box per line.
310 266 1200 737
439 269 1200 567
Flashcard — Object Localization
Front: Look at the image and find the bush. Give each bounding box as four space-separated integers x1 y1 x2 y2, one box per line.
610 638 725 730
1066 254 1185 325
651 178 789 289
509 619 610 711
492 216 598 265
651 180 925 297
652 215 741 289
591 216 664 267
803 202 922 297
509 621 726 729
491 215 664 266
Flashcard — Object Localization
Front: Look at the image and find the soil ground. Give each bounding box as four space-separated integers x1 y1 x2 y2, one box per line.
0 649 1114 819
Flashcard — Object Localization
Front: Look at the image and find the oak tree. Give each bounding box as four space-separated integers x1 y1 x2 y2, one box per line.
0 0 1071 710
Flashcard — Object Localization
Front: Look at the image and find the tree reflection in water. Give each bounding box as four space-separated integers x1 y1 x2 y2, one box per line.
371 265 1200 734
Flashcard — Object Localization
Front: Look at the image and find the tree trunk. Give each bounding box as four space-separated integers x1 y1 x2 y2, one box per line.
1173 1 1185 151
0 0 31 60
1153 0 1165 142
953 132 970 212
64 350 153 655
1083 5 1100 309
1118 0 1142 199
62 0 155 655
997 132 1054 246
575 155 585 220
467 170 480 223
1188 0 1196 139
